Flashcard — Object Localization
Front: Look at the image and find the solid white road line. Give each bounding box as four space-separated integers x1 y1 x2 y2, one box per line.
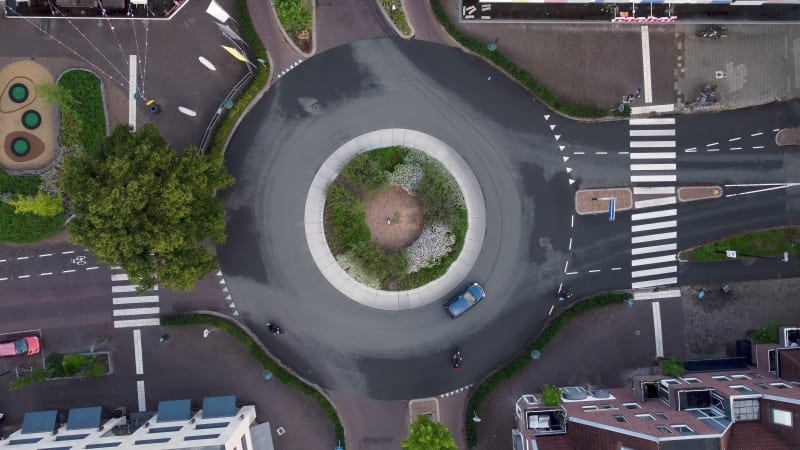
630 163 677 171
113 295 159 305
633 289 681 300
634 196 677 208
111 273 129 282
129 55 137 130
632 254 676 267
652 301 664 357
632 266 677 278
632 232 677 244
137 380 146 412
641 26 653 103
630 141 676 148
114 318 161 329
632 277 678 289
113 307 160 317
631 220 677 233
629 129 676 137
629 152 676 159
630 118 675 126
633 187 675 195
632 243 677 255
631 175 677 183
133 329 144 375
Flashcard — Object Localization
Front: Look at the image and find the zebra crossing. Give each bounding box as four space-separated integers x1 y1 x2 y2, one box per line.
110 268 161 328
628 118 680 300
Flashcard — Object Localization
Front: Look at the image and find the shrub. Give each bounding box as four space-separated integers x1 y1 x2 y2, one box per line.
273 0 313 35
62 354 84 377
340 153 387 191
541 385 561 406
416 160 464 229
8 192 64 217
380 0 412 36
8 368 49 391
753 322 780 344
45 353 65 378
0 202 64 243
325 184 371 252
660 359 685 378
0 171 41 195
352 241 408 283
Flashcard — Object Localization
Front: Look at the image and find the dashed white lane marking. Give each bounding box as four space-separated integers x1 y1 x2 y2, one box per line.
16 256 29 260
133 329 144 375
751 132 763 137
630 129 675 137
707 149 719 152
566 272 579 275
731 147 742 151
38 253 52 257
631 175 677 183
632 277 678 289
137 380 146 412
632 266 677 278
632 243 677 255
17 275 30 279
753 146 764 149
611 267 622 271
633 289 681 300
564 261 569 273
114 318 161 329
634 196 677 209
631 220 677 233
630 141 676 148
632 254 677 267
39 272 52 276
0 259 5 263
629 152 676 159
574 151 585 155
0 278 7 281
652 301 664 358
62 251 75 255
630 118 675 125
729 137 741 142
571 215 574 228
633 186 675 195
63 269 76 273
596 151 607 155
632 232 678 244
685 147 696 151
631 163 676 171
641 25 653 103
113 295 159 305
86 266 99 270
111 273 130 282
589 269 601 273
568 238 573 251
685 149 697 153
619 151 629 155
706 142 719 147
113 307 160 317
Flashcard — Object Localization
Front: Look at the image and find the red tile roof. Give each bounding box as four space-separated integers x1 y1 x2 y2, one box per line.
728 422 793 450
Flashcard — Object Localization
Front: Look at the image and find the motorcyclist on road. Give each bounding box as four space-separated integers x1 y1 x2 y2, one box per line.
452 350 463 370
267 322 283 336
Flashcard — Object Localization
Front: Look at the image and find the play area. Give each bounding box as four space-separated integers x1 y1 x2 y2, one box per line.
0 60 59 173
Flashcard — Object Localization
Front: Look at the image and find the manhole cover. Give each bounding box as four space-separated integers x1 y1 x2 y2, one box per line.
9 83 28 103
11 137 30 156
22 110 41 130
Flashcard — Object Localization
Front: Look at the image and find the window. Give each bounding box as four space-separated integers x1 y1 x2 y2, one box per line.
635 414 655 421
613 415 627 423
756 383 770 390
600 404 614 410
712 376 730 382
655 425 672 434
661 379 680 385
582 405 599 411
671 424 696 436
731 374 751 380
654 412 669 420
770 382 791 389
730 385 754 393
623 403 640 409
772 408 793 427
682 378 702 383
750 373 765 379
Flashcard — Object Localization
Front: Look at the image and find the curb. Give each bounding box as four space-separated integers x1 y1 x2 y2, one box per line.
270 0 316 58
677 185 722 203
574 188 633 215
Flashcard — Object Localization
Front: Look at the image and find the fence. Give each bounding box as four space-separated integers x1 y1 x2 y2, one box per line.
199 65 255 152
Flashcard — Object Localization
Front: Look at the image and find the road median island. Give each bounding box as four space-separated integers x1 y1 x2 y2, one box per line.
679 226 799 262
575 188 632 215
776 127 800 147
677 186 722 203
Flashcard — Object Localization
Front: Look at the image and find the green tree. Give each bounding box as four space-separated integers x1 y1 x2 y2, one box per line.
402 414 457 450
541 384 562 406
62 124 234 293
660 358 685 378
9 192 63 217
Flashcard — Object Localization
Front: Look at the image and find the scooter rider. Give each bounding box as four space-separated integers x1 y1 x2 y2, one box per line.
267 322 283 335
452 350 463 370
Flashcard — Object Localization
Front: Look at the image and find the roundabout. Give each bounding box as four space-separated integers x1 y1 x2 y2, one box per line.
218 38 575 399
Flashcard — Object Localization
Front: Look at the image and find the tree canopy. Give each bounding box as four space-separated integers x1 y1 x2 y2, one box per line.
62 124 234 292
401 414 457 450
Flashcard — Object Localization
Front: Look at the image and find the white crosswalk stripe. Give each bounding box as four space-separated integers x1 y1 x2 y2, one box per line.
632 243 677 255
632 254 676 267
632 266 677 278
632 232 677 244
632 209 676 221
634 196 677 209
629 152 676 159
111 269 160 328
631 220 677 233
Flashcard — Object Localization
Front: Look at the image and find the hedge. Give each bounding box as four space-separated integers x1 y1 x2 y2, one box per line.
160 314 345 448
429 0 613 119
465 292 629 447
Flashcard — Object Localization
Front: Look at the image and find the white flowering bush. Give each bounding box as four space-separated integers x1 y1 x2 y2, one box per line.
406 223 456 273
387 162 423 194
335 251 382 288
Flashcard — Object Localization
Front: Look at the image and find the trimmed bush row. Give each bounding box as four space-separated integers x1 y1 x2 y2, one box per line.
465 292 629 447
160 314 345 448
429 0 611 119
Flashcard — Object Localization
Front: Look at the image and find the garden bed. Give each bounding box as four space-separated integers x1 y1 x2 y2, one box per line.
273 0 314 53
680 226 800 262
574 188 632 215
379 0 412 37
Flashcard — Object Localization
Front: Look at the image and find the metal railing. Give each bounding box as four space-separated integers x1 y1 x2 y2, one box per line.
199 66 255 152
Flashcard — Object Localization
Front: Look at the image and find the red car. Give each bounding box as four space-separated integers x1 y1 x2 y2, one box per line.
0 336 40 357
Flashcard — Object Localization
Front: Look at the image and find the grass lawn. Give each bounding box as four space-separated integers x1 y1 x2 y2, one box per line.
684 227 800 261
58 70 106 154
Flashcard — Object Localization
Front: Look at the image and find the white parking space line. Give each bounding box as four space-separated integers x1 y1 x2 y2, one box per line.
632 265 677 278
114 318 161 328
113 295 160 305
629 118 675 126
630 129 676 137
629 152 676 160
632 243 677 255
633 289 681 300
137 380 146 412
633 187 675 195
634 196 677 208
631 175 678 183
630 164 677 171
111 274 130 282
630 141 676 148
631 220 677 233
133 329 144 375
632 254 676 267
632 232 677 244
640 26 653 103
652 302 664 357
632 209 677 221
113 307 160 317
632 277 678 289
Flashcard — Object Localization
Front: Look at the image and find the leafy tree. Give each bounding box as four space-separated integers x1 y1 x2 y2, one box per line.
541 384 562 406
62 124 234 293
9 192 63 217
660 358 685 378
402 414 457 450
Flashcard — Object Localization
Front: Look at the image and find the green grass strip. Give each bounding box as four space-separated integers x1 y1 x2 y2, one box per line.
684 226 800 262
429 0 613 119
58 70 106 154
161 314 345 448
465 292 629 448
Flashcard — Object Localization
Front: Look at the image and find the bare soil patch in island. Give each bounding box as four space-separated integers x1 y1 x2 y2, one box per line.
363 185 424 251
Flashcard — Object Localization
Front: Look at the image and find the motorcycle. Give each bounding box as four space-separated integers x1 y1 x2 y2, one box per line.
267 322 283 336
452 350 463 370
698 27 727 39
557 288 573 301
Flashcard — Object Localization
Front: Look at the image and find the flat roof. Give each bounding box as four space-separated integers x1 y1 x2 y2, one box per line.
156 399 191 423
21 410 57 434
67 406 102 430
202 396 236 419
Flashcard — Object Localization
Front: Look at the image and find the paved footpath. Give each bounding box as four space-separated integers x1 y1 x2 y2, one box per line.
315 0 395 54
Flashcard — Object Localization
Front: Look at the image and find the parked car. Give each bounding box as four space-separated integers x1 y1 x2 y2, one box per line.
445 283 486 319
0 336 40 358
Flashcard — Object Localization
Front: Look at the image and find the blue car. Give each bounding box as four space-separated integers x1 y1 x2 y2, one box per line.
445 283 486 319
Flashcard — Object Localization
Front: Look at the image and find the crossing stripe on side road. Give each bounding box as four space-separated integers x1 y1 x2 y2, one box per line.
632 243 677 255
113 307 160 317
630 129 676 137
632 277 678 289
114 318 161 328
137 380 147 412
632 232 677 244
634 196 677 208
133 329 144 375
631 174 677 183
111 274 129 282
111 285 158 293
633 187 675 195
630 141 676 148
633 289 681 300
631 164 677 171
